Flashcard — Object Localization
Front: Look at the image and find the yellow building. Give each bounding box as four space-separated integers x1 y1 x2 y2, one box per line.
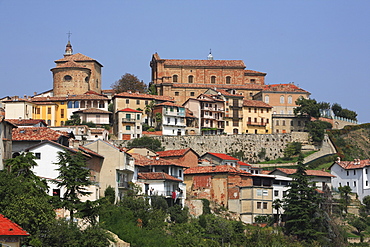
242 100 272 134
33 100 68 126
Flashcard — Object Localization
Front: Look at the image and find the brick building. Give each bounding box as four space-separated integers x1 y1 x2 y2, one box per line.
150 53 266 104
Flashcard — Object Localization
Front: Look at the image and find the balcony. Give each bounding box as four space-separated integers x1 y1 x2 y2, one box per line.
117 181 129 189
164 111 185 117
122 118 136 123
247 121 267 127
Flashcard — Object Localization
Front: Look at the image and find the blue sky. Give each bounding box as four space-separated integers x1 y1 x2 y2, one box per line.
1 1 369 123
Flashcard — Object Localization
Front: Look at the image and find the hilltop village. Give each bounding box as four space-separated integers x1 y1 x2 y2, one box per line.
0 41 368 246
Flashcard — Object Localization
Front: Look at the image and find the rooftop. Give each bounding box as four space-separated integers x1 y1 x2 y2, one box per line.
12 127 68 141
0 214 29 236
271 168 335 177
138 172 182 182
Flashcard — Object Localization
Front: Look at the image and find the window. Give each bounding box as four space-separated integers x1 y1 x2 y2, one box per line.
85 76 89 83
263 190 268 196
347 171 349 176
126 114 131 119
61 109 64 118
173 75 178 83
254 118 257 123
47 120 51 125
266 119 269 124
53 189 61 197
211 76 216 84
297 121 301 126
47 107 51 114
126 99 129 104
126 126 131 130
175 92 179 96
137 126 140 129
347 182 350 186
288 95 292 104
263 202 268 209
250 79 256 83
188 75 194 83
190 92 195 96
136 100 140 105
137 114 140 120
261 109 264 113
367 181 369 186
96 79 99 88
280 95 285 104
257 202 262 209
265 95 269 103
36 108 40 114
145 100 148 105
367 169 368 174
257 189 262 196
354 181 357 187
34 153 41 159
254 108 257 113
179 169 182 177
98 101 104 108
354 170 356 175
276 120 279 126
64 75 72 81
226 76 231 84
74 101 79 108
282 120 286 126
167 118 171 124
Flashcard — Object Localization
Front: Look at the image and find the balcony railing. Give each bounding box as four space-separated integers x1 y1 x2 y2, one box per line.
247 121 267 126
117 181 129 188
164 111 185 117
122 118 136 123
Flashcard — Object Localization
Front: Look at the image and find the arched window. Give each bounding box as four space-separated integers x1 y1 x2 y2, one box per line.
64 75 72 81
67 101 73 108
173 75 178 83
280 95 285 104
211 76 216 84
288 95 292 104
226 76 231 84
188 75 194 83
265 95 269 103
74 101 80 108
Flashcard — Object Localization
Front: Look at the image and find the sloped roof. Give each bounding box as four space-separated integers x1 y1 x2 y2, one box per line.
55 60 88 69
73 108 111 114
156 102 184 107
204 152 239 161
55 53 99 63
31 94 108 102
117 108 142 113
25 140 91 158
6 119 47 127
331 159 370 170
138 172 182 182
12 127 68 141
113 92 174 102
162 58 246 68
171 83 263 90
270 168 335 177
157 148 199 158
237 161 251 167
0 214 29 236
242 99 272 108
130 153 188 168
216 89 244 98
262 84 309 93
184 165 251 175
78 145 105 159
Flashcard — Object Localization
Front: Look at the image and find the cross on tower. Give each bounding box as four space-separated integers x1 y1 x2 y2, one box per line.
66 31 72 42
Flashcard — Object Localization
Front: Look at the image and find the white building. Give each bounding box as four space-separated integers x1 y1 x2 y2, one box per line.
330 158 370 201
154 102 186 136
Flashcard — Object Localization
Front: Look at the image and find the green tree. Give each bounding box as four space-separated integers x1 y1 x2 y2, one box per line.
154 112 162 130
126 136 163 151
144 100 156 127
111 73 147 93
294 97 321 119
283 154 325 242
65 113 81 126
306 120 332 143
350 216 367 242
1 153 56 245
338 185 352 214
54 150 93 222
273 199 283 226
283 142 302 160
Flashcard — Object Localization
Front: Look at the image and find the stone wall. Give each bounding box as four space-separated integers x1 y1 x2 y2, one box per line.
108 132 310 163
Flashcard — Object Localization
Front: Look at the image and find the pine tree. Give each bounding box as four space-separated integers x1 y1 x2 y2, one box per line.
283 154 325 242
55 150 93 222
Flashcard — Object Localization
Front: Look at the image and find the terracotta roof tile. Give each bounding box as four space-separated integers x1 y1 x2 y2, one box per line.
184 165 251 175
113 92 174 102
0 214 29 236
237 161 251 167
25 140 90 158
157 148 192 158
131 153 188 167
90 128 105 134
73 108 111 114
242 99 272 108
333 159 370 170
55 60 88 69
216 89 244 98
6 119 47 126
206 152 239 161
171 83 263 90
117 108 142 113
138 172 182 182
156 102 184 107
12 127 68 141
271 168 335 177
31 94 108 101
163 59 246 68
55 53 97 63
262 84 309 93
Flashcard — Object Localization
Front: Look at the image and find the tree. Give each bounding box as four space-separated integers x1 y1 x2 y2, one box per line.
283 154 326 242
350 216 367 242
283 142 302 160
144 100 156 127
273 199 283 226
306 120 332 143
294 97 321 119
65 113 81 126
54 150 93 222
111 73 147 94
338 185 352 214
126 136 163 151
154 112 162 130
